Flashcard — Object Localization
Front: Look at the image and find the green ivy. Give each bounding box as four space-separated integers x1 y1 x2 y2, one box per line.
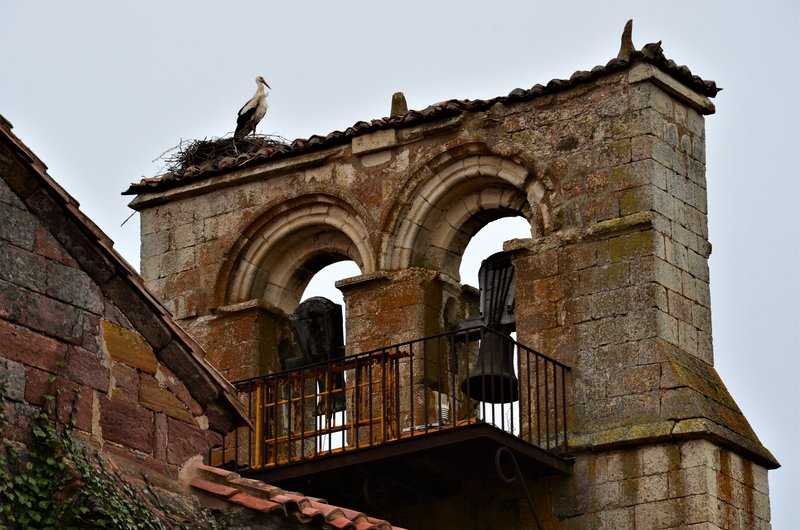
0 406 64 529
0 382 165 529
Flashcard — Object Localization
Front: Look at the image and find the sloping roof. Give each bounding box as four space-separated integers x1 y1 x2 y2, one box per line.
0 115 247 430
124 39 719 196
190 464 406 530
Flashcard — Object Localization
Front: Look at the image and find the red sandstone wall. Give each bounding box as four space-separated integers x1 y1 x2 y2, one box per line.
0 174 221 487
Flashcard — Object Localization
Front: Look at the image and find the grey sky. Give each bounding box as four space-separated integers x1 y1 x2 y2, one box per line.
2 1 798 527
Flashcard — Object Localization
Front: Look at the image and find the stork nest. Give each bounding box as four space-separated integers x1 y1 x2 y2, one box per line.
156 134 289 177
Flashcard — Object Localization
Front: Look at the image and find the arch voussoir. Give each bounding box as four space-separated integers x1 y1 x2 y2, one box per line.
387 153 548 277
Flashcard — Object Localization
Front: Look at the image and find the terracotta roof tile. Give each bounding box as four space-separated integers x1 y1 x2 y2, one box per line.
124 38 720 197
189 477 238 498
228 492 287 514
189 463 405 529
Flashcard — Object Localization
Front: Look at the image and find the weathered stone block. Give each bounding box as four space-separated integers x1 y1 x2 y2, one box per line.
642 444 678 475
0 200 36 250
0 280 84 343
678 320 699 356
636 495 712 528
618 185 652 216
351 129 397 155
102 319 158 374
45 260 103 314
169 222 199 251
664 236 689 270
590 479 623 511
157 340 219 407
625 472 669 504
0 176 26 210
0 318 68 373
667 289 693 323
156 364 204 417
100 275 172 351
111 362 139 401
668 464 716 497
154 413 168 461
34 226 78 267
577 262 630 296
0 241 47 293
607 364 660 397
654 257 683 293
99 394 154 454
166 416 217 466
599 229 655 265
589 507 635 529
0 357 25 401
140 229 169 259
64 345 110 393
139 373 193 422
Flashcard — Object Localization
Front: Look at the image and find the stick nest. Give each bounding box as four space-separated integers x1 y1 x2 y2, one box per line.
157 134 289 177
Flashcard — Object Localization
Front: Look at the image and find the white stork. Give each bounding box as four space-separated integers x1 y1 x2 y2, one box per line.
234 76 270 138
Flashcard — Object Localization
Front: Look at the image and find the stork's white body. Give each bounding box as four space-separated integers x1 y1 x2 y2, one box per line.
235 76 270 138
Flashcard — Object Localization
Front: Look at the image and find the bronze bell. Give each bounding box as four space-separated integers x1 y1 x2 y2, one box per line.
461 330 520 404
460 251 520 403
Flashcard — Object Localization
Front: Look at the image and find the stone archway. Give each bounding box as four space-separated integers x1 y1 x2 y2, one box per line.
386 154 549 281
224 193 374 315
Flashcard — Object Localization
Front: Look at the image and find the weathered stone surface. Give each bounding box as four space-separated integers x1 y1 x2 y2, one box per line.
126 52 773 528
45 260 103 314
166 416 217 466
157 340 219 406
34 225 78 266
99 394 154 454
111 361 139 401
0 279 84 343
0 199 36 250
64 345 110 393
101 275 172 351
102 319 158 374
0 357 25 401
0 240 47 293
139 372 193 422
0 318 68 373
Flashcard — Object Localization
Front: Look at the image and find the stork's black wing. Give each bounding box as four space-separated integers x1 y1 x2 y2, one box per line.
235 102 258 136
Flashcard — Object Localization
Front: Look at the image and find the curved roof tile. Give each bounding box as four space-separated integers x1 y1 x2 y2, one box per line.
190 464 405 530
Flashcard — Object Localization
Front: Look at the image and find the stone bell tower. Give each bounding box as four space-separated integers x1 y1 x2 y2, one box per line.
126 23 776 530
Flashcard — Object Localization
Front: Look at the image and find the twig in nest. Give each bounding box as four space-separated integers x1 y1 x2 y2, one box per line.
156 134 288 177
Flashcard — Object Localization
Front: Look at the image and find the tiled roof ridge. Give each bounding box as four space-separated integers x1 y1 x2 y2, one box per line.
124 39 719 196
190 464 406 529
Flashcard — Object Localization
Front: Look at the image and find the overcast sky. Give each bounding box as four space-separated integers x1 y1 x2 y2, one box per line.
2 1 797 527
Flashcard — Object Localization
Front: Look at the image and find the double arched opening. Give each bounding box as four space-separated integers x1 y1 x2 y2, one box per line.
213 148 560 465
219 152 554 376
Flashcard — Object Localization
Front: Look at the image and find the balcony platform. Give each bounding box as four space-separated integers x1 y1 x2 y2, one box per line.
242 420 571 511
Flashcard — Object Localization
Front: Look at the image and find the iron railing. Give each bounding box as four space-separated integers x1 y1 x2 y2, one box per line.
210 326 570 472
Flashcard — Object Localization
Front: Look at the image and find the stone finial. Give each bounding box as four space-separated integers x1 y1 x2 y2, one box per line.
617 19 635 61
391 92 408 117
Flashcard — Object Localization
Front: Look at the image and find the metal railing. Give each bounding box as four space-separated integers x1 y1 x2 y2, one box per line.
210 326 570 472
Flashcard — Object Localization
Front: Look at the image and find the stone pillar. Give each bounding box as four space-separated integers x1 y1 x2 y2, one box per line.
187 300 294 383
338 269 464 442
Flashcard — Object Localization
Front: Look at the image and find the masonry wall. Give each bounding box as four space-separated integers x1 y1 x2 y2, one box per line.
131 60 775 529
0 173 222 498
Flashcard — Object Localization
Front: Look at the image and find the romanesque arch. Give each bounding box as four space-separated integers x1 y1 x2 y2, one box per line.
223 193 374 314
386 153 551 280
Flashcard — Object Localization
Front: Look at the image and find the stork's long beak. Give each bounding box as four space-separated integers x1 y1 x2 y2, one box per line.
263 80 271 89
